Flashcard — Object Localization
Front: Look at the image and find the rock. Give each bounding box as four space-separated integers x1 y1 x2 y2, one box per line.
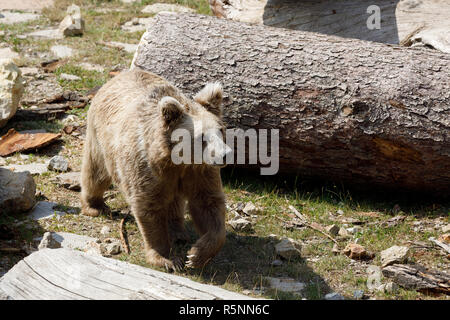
54 171 80 190
120 0 139 3
141 4 195 14
50 45 73 58
103 242 121 256
59 4 85 37
59 73 81 81
34 232 99 252
324 292 344 300
20 67 39 76
48 155 69 172
353 290 364 299
227 217 252 232
336 209 344 215
100 226 111 235
4 162 48 175
38 232 61 250
0 47 19 61
366 265 382 291
28 201 66 220
105 41 138 54
442 224 450 233
332 243 340 254
275 238 302 260
0 59 24 127
26 29 63 40
271 259 283 266
242 202 259 215
343 243 374 260
0 168 36 214
346 226 363 234
0 0 54 12
122 17 154 33
79 62 104 73
380 246 409 267
265 277 305 294
379 282 399 294
439 233 450 244
0 11 40 24
338 227 350 238
325 224 339 236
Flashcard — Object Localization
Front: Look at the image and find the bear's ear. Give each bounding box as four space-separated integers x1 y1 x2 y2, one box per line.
159 96 184 125
194 82 223 116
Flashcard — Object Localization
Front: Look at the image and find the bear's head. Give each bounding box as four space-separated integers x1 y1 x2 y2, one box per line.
159 82 232 167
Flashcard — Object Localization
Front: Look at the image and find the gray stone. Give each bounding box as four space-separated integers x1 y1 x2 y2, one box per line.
0 47 19 60
325 224 339 236
4 162 48 175
106 41 138 53
27 28 63 40
79 62 104 73
121 17 154 33
0 168 36 214
0 0 54 12
266 277 305 294
0 11 40 24
242 202 259 215
100 226 111 235
29 201 66 220
337 209 344 215
141 4 195 14
50 45 73 58
380 245 409 267
20 67 39 76
346 226 363 234
275 238 302 260
353 290 364 299
442 224 450 233
366 265 382 291
324 292 345 300
227 217 252 232
48 155 69 172
0 59 23 127
59 4 84 37
379 282 399 294
38 232 61 250
34 232 99 252
59 73 81 81
271 259 283 266
103 242 121 255
54 171 80 190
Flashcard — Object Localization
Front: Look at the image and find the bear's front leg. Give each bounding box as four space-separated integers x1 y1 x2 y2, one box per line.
186 192 226 268
134 208 184 272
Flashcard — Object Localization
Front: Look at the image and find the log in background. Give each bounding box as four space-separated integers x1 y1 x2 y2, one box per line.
133 13 450 193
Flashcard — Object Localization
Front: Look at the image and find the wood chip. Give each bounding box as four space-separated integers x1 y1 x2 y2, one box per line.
0 129 61 156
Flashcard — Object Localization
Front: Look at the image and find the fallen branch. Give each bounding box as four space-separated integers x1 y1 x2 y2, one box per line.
119 213 130 254
429 237 450 254
288 205 339 246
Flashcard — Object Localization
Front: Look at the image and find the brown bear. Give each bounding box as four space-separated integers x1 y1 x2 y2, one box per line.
80 68 229 271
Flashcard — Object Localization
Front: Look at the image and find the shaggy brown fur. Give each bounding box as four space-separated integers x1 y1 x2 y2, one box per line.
81 68 226 271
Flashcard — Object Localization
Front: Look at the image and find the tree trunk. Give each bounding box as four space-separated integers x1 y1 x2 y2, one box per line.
0 248 256 300
209 0 450 53
132 13 450 193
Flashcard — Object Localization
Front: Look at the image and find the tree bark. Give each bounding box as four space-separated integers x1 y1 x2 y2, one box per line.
132 13 450 193
209 0 450 53
0 248 256 300
382 264 450 294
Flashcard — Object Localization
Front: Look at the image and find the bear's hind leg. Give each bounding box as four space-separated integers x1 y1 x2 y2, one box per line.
168 196 190 244
80 143 111 217
186 192 226 268
134 206 184 272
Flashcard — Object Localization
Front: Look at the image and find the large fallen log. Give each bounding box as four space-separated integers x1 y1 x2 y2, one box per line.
382 264 450 295
0 248 255 300
209 0 450 53
132 13 450 193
